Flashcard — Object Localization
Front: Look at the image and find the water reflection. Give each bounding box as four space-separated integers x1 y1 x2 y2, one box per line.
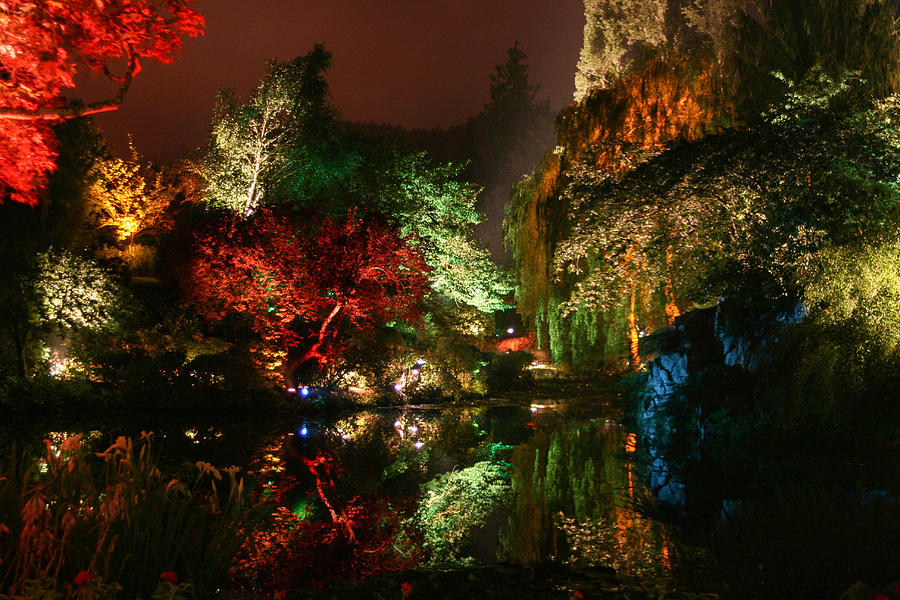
5 402 675 583
270 403 672 574
499 419 670 576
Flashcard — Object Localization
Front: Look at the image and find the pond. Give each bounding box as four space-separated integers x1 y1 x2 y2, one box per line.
1 397 682 587
3 391 899 599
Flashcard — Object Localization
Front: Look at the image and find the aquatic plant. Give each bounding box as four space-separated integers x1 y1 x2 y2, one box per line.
0 434 250 598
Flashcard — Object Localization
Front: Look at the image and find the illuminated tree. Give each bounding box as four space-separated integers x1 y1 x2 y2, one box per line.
370 151 511 313
0 247 121 376
186 210 429 382
87 141 171 249
0 0 204 205
574 0 668 100
574 0 900 102
32 248 121 331
509 0 900 367
201 46 335 216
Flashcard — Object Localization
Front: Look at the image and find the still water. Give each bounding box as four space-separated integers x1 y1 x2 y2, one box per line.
3 400 672 578
6 396 899 598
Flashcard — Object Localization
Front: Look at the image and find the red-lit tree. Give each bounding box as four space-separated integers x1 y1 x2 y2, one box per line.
0 0 204 204
187 209 430 383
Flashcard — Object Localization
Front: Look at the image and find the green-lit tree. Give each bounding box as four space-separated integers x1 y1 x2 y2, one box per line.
201 45 337 216
0 247 122 376
365 151 511 313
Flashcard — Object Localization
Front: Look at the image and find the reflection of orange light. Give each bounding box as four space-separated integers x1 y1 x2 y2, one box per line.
625 433 637 453
662 537 671 571
664 246 681 326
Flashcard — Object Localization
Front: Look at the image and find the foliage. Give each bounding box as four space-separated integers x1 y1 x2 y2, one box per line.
186 209 429 379
466 42 553 187
0 435 250 598
41 119 111 248
575 0 668 99
199 47 507 315
87 141 171 247
365 150 511 313
574 0 900 104
0 246 123 377
410 461 511 565
31 248 122 333
760 236 900 434
802 239 900 352
0 0 204 204
418 301 492 394
200 46 340 216
510 61 900 367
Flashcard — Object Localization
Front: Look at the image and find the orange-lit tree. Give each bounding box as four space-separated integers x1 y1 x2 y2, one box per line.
186 209 429 384
87 141 171 250
0 0 204 204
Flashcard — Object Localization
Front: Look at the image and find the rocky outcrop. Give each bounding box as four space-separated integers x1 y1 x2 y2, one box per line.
640 301 803 506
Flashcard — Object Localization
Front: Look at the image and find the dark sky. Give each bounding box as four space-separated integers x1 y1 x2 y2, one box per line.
85 0 585 161
77 0 586 259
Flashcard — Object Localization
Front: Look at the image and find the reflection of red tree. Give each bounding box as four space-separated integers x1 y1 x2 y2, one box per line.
236 455 422 594
497 335 533 353
301 450 357 543
187 209 429 381
0 1 204 204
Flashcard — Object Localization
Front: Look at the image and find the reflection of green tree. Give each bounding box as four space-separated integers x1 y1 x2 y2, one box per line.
411 460 511 565
501 424 669 576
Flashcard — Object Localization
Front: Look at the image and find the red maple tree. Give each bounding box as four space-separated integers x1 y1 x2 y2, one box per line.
0 0 204 204
186 209 430 381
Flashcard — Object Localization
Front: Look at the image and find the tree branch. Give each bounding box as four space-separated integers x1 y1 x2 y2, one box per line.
0 54 141 121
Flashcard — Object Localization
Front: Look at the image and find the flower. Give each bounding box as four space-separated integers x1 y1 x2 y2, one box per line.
74 571 94 586
274 591 287 600
400 581 413 598
160 571 178 585
570 591 585 600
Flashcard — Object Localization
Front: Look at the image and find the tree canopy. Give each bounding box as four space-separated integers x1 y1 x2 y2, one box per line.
200 46 340 216
186 209 430 380
0 0 204 204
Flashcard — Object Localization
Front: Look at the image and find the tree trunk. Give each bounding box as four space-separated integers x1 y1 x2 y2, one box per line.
11 327 29 377
283 303 344 386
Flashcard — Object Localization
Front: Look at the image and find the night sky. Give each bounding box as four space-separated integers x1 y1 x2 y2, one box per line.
84 0 585 162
